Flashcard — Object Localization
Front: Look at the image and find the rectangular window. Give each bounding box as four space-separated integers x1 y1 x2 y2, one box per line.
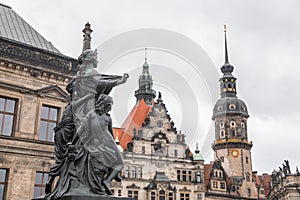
0 97 16 136
212 181 218 189
40 105 58 142
168 192 173 200
131 166 136 179
111 189 115 195
0 169 8 200
133 191 138 200
118 189 122 196
151 191 156 200
128 190 132 197
141 146 145 154
188 171 192 182
220 156 224 162
182 170 187 182
197 194 202 200
220 182 226 189
246 157 249 164
125 166 129 178
137 166 142 179
177 170 181 181
174 150 178 157
196 171 201 183
34 172 48 198
180 193 189 200
128 190 138 200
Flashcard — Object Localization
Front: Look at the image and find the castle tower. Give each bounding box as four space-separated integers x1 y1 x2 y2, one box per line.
212 26 258 198
134 48 156 105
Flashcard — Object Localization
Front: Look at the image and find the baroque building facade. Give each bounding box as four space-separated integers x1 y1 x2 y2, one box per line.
0 3 299 200
112 57 206 200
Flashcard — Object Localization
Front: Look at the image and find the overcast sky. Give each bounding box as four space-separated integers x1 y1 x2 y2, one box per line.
3 0 300 174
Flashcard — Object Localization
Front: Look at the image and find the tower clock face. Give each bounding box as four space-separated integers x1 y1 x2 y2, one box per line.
231 149 239 158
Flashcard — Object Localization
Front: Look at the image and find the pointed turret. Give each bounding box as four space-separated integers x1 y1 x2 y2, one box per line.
219 25 237 98
134 48 156 105
82 22 93 52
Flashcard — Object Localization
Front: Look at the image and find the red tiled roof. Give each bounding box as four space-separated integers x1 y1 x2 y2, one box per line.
261 173 271 197
117 99 152 149
204 163 214 186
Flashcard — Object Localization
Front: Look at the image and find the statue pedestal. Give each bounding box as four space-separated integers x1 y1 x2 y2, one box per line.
33 195 133 200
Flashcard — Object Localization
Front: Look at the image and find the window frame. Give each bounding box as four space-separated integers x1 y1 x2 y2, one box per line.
0 96 17 136
0 168 8 200
33 171 49 198
128 190 138 200
39 105 59 142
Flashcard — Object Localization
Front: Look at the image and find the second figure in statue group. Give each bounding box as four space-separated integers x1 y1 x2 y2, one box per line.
44 49 128 199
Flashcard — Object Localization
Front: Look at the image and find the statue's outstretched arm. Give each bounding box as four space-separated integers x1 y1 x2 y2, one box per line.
114 73 129 86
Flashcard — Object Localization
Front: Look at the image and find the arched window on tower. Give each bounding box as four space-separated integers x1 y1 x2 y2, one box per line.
230 121 236 127
241 122 245 128
247 188 251 197
246 172 250 182
232 130 236 137
220 130 225 139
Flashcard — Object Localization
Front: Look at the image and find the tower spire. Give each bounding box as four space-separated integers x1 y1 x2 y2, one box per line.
82 22 93 52
224 24 229 64
144 48 148 63
134 48 156 105
219 25 237 98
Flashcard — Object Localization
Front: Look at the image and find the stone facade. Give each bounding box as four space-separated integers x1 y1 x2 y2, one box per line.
0 35 76 200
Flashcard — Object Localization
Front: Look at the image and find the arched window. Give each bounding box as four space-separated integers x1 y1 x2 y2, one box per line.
230 121 236 127
219 171 222 178
219 121 225 128
248 188 251 197
159 190 165 200
229 104 236 110
215 170 218 177
241 122 245 129
220 130 225 138
246 172 250 182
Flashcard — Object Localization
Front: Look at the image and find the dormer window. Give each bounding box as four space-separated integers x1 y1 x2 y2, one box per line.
229 104 236 110
217 105 223 111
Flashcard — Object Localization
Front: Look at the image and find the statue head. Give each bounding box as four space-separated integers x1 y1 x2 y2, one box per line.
95 94 113 114
78 49 98 68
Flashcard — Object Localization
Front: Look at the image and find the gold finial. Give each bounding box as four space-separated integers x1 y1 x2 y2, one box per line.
224 24 227 33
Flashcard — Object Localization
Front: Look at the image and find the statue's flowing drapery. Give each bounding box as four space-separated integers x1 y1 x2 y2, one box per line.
45 72 124 199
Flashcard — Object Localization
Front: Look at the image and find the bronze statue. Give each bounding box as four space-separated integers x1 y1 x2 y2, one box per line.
44 49 128 199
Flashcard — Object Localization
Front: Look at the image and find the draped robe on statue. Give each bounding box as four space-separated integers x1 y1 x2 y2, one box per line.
45 71 123 199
